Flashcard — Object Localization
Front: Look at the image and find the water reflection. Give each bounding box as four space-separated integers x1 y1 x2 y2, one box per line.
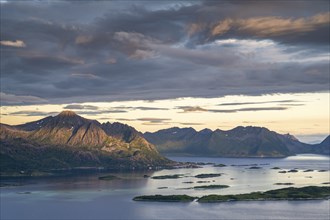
1 154 329 220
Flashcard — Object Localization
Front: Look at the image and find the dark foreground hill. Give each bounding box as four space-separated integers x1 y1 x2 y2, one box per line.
0 111 171 174
144 126 329 157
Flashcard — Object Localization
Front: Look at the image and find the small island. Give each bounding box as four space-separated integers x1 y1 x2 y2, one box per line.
194 184 229 190
303 169 314 172
133 186 330 203
151 174 184 179
195 173 221 178
198 186 330 202
274 183 294 186
287 169 299 173
249 166 262 169
133 194 196 202
98 175 119 180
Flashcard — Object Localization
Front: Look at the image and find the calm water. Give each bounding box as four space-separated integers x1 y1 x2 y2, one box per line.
1 154 329 220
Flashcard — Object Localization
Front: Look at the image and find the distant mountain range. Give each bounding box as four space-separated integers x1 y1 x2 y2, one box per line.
0 111 170 174
144 127 329 157
1 112 329 174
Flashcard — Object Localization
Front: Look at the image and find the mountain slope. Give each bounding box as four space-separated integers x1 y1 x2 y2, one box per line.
0 111 171 174
144 126 329 157
311 135 330 155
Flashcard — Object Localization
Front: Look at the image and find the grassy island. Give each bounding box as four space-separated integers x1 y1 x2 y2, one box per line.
133 186 330 203
151 174 184 179
194 185 229 189
249 166 262 169
133 194 196 202
195 173 221 178
198 186 330 202
274 183 294 186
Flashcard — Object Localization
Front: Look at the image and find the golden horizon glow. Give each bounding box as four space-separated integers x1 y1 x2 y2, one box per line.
1 92 329 142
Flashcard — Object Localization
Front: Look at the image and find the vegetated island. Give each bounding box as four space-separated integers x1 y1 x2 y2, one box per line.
151 174 184 179
176 185 230 190
133 194 196 202
195 173 221 178
98 175 120 180
194 184 229 189
274 183 294 186
133 186 330 203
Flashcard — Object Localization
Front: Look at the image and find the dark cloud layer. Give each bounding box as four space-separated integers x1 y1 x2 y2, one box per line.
1 0 329 105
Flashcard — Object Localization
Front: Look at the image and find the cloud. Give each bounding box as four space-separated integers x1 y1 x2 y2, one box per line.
134 107 169 111
210 12 330 39
105 58 117 64
5 109 128 117
177 106 208 112
97 117 112 121
130 49 155 60
176 104 289 113
0 40 26 47
179 122 204 125
75 35 93 45
218 100 300 106
63 104 99 110
113 31 158 59
113 118 135 122
7 110 57 117
137 118 171 123
278 103 305 106
187 2 330 45
142 122 171 126
0 92 48 105
112 106 169 111
74 110 127 115
70 73 100 79
0 1 329 105
235 107 288 112
17 52 84 66
152 44 240 66
209 107 288 113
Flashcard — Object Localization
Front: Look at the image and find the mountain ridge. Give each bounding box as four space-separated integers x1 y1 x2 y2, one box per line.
144 126 329 157
0 111 171 174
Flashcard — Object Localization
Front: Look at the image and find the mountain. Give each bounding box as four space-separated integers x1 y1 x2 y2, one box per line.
311 135 330 155
0 111 171 174
144 126 329 157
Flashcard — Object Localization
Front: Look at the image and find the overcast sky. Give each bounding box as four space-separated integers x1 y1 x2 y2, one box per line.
0 0 329 142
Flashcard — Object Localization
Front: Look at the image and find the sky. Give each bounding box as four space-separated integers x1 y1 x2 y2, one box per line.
0 0 329 143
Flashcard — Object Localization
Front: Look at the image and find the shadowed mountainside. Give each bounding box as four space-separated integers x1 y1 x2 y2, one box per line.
144 127 329 157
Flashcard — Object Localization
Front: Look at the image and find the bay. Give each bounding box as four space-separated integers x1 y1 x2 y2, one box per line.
1 154 329 220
